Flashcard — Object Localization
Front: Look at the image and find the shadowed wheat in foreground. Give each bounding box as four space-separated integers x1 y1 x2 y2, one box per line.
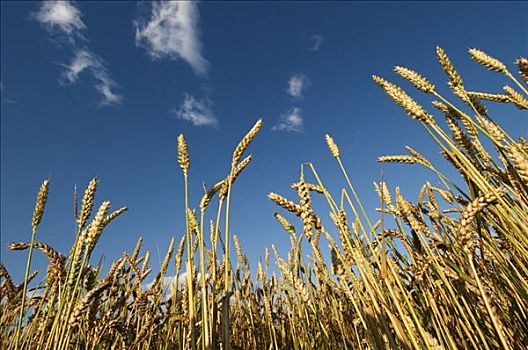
1 48 528 350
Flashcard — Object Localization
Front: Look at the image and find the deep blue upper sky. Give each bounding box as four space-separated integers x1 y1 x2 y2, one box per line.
1 1 527 281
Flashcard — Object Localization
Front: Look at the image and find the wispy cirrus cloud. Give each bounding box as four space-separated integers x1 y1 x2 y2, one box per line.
61 49 94 83
33 0 85 41
286 74 310 99
61 50 122 105
135 1 209 76
0 80 16 104
34 0 122 106
272 107 304 132
309 34 324 51
174 94 217 127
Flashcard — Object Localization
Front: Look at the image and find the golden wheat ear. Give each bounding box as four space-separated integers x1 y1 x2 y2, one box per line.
32 180 49 233
394 66 435 93
436 46 464 88
177 134 190 175
372 75 435 124
325 134 340 158
377 155 418 165
232 118 263 167
466 91 509 103
516 58 528 85
469 48 508 74
78 178 98 230
503 85 528 109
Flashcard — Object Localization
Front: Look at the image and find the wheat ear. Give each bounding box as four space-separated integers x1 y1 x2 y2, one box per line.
232 119 263 167
177 134 190 175
394 66 435 93
469 48 508 74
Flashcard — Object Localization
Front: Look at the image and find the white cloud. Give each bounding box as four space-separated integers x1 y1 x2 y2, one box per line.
34 0 85 40
61 50 122 105
175 94 217 126
61 50 93 82
286 74 310 98
1 81 7 103
309 34 324 51
272 107 304 132
34 1 122 106
95 82 122 106
135 1 209 76
0 80 16 104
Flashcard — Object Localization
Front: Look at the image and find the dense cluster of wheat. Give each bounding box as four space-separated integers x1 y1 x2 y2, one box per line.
1 48 527 349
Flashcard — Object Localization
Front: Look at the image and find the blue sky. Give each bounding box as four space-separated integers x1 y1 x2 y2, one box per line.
1 1 527 281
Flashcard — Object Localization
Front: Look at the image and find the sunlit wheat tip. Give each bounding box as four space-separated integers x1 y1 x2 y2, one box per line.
177 134 190 174
516 57 528 84
131 237 143 262
8 241 63 268
405 146 432 167
233 234 244 265
8 242 28 251
372 74 390 87
373 181 392 205
469 48 508 74
373 75 434 124
394 66 435 93
325 134 340 158
503 85 528 110
467 91 510 103
102 206 128 226
436 46 464 88
378 155 418 164
85 201 111 252
273 212 296 236
32 180 49 232
159 237 175 278
232 118 263 167
78 178 98 229
268 192 302 215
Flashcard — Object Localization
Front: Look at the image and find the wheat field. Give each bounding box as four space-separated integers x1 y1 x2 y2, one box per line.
1 47 528 349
